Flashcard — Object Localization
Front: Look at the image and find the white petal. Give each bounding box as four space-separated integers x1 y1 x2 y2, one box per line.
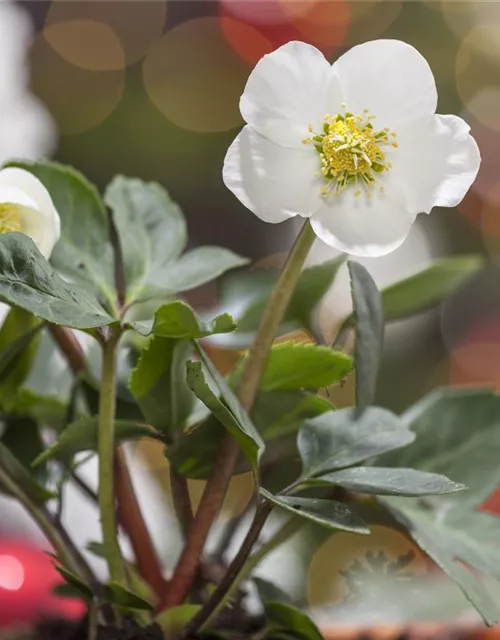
0 167 61 258
223 125 324 223
310 177 416 258
390 114 481 214
333 40 437 128
240 41 342 147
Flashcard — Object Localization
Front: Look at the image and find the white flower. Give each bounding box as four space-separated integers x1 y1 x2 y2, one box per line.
223 40 480 257
0 168 61 259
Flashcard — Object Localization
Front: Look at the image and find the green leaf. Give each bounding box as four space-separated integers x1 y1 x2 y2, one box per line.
380 255 483 322
380 388 500 507
265 602 323 640
306 467 465 496
32 417 163 466
0 442 53 503
8 160 115 305
233 342 352 392
155 605 201 633
381 498 500 625
298 407 414 478
0 233 114 328
105 176 247 304
215 257 346 348
132 300 237 338
254 578 292 606
261 489 369 534
1 416 47 484
102 581 154 612
54 565 94 602
129 336 194 438
186 355 263 476
0 308 42 409
348 261 384 413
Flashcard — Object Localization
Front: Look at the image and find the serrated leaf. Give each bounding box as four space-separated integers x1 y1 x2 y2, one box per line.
105 177 247 304
129 336 194 438
132 300 237 338
54 565 94 602
265 602 323 640
186 357 263 476
155 605 201 633
298 407 414 478
0 233 114 328
0 308 42 410
348 261 383 413
214 257 346 348
32 416 163 466
306 467 465 496
261 489 369 534
380 255 483 322
233 342 352 392
8 160 115 305
102 581 154 612
0 442 53 503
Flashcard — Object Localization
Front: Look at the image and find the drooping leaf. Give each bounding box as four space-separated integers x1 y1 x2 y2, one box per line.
347 261 384 413
0 233 114 328
232 342 352 392
105 177 247 305
132 300 237 338
297 407 414 478
129 336 194 438
186 356 263 476
261 489 369 534
8 160 115 305
0 308 42 409
265 602 324 640
102 581 154 612
155 605 201 633
32 417 163 466
0 442 53 504
54 565 94 602
214 257 346 347
380 255 483 322
305 467 465 497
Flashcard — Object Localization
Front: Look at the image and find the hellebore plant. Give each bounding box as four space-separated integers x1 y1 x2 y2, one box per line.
0 38 499 640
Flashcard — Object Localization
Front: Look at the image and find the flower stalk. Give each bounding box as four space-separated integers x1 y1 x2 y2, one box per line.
158 220 316 610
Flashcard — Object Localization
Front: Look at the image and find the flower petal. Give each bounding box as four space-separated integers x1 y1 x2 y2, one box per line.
333 40 437 128
0 168 61 258
223 125 324 223
390 114 481 214
240 41 342 147
310 178 416 257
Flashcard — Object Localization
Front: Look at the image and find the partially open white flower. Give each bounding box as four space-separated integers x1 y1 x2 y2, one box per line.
0 167 61 259
223 40 480 257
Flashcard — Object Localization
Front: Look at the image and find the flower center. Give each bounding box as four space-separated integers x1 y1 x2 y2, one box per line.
0 204 22 235
303 107 398 198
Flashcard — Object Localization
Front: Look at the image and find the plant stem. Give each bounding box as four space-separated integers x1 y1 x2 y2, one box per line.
98 326 126 585
170 467 195 538
187 514 304 636
158 220 316 611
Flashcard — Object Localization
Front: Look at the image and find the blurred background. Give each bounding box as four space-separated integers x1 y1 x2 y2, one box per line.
2 0 500 632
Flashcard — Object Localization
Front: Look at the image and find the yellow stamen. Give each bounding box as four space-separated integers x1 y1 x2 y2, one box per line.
0 204 22 235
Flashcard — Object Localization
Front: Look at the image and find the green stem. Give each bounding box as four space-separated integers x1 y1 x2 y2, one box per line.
158 221 316 611
0 466 84 578
98 326 126 585
188 515 304 636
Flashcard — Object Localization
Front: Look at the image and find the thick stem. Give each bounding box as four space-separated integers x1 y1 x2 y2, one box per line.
169 468 195 538
98 327 126 584
115 447 167 595
158 221 316 611
182 503 272 637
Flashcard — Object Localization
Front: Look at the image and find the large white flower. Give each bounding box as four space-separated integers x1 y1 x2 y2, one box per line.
223 40 480 257
0 168 61 259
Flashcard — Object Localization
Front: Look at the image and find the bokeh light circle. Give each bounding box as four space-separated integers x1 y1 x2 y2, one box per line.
45 1 167 66
344 0 402 46
307 525 427 606
44 20 125 72
31 33 125 135
143 17 252 133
